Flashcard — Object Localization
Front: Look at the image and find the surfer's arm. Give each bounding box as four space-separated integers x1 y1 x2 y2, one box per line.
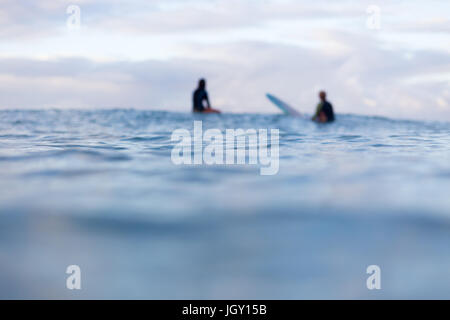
204 93 211 109
312 103 322 121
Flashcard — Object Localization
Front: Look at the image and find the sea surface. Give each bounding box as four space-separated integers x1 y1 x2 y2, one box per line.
0 109 450 299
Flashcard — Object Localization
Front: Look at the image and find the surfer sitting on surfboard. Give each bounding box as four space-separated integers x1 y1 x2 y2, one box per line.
193 79 221 114
312 91 335 123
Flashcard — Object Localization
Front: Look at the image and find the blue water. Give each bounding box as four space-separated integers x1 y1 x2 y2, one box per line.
1 109 450 299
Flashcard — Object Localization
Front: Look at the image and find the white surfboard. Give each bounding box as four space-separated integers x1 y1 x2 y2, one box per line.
266 93 303 117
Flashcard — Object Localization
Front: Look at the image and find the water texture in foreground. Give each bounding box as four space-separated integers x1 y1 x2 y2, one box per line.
0 110 449 299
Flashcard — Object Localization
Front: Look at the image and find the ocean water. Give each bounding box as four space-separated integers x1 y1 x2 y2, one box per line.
0 109 450 299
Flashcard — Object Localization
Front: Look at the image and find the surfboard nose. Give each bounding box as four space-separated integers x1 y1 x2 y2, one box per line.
266 93 303 117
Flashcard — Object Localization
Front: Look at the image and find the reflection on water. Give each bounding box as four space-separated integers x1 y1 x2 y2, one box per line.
0 110 450 299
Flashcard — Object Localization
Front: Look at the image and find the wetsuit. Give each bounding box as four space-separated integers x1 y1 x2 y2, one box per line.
193 88 209 112
314 101 335 122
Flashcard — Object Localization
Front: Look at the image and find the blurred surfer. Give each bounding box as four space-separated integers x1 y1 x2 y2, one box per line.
193 79 221 114
312 91 335 123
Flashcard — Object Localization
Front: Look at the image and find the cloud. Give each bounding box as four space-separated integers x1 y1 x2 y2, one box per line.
0 35 448 120
390 18 450 34
0 0 397 38
93 0 366 35
0 0 67 39
0 0 449 121
2 0 449 40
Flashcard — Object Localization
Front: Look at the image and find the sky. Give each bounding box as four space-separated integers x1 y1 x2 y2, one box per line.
0 0 449 120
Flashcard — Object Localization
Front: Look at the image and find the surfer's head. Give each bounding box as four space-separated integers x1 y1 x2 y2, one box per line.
198 79 206 89
319 91 327 101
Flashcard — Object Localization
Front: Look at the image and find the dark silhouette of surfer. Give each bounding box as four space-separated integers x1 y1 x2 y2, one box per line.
192 79 220 113
312 91 335 123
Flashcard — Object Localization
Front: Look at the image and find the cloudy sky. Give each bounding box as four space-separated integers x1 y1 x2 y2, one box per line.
0 0 449 120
